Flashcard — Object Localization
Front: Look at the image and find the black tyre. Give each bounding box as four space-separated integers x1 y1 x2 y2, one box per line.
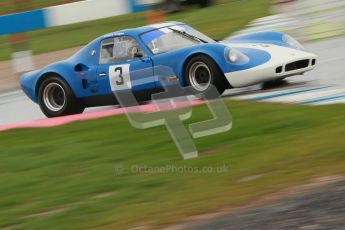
185 55 227 96
38 76 85 118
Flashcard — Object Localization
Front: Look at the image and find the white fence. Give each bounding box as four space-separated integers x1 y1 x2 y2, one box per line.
45 0 132 27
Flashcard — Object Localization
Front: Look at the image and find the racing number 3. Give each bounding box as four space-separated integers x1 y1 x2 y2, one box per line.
114 67 124 85
109 64 131 91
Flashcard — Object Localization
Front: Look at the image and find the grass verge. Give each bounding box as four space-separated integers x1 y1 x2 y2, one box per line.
0 0 79 15
0 100 344 229
0 0 272 60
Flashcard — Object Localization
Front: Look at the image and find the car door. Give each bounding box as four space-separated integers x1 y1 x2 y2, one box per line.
97 35 155 95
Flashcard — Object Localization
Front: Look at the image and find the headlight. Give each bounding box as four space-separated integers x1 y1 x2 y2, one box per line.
229 49 238 62
225 47 249 65
283 34 304 50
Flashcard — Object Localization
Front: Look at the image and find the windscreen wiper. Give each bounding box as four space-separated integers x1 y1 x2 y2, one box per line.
168 28 208 43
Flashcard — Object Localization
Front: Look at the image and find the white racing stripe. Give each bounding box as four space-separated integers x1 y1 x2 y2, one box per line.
309 97 345 105
233 85 345 106
265 87 345 104
234 85 329 100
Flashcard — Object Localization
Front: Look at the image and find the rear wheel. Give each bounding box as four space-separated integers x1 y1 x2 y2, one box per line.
38 76 85 118
185 55 227 96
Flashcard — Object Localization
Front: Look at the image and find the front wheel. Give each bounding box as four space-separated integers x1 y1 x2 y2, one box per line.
185 55 227 96
38 76 85 118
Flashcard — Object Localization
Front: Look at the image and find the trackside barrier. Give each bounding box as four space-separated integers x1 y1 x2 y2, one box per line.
0 0 150 35
293 0 345 41
236 0 345 41
0 0 151 77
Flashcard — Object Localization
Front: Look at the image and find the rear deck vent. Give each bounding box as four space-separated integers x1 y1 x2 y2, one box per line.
82 79 88 89
285 59 309 72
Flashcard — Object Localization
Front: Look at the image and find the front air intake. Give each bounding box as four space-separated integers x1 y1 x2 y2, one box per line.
285 59 309 72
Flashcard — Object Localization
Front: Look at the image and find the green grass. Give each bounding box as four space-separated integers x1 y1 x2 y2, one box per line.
0 100 345 230
0 0 272 60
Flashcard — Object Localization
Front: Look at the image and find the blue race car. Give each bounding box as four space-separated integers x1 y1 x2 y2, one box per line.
21 21 317 117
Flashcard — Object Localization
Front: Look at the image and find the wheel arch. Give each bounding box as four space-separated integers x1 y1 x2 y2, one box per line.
35 72 68 97
35 71 85 118
181 52 230 88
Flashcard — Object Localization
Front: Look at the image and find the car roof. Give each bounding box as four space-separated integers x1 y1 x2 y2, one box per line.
72 21 186 61
100 21 184 39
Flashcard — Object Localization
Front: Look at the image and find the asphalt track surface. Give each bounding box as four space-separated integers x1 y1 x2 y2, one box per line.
0 37 344 126
179 179 345 230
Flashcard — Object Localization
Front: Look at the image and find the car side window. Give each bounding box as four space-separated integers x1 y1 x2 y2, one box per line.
99 36 145 64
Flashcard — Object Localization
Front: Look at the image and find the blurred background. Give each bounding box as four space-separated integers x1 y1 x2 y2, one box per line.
0 0 344 93
0 1 345 230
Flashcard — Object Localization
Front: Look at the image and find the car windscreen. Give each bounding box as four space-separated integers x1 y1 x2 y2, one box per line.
140 24 215 55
